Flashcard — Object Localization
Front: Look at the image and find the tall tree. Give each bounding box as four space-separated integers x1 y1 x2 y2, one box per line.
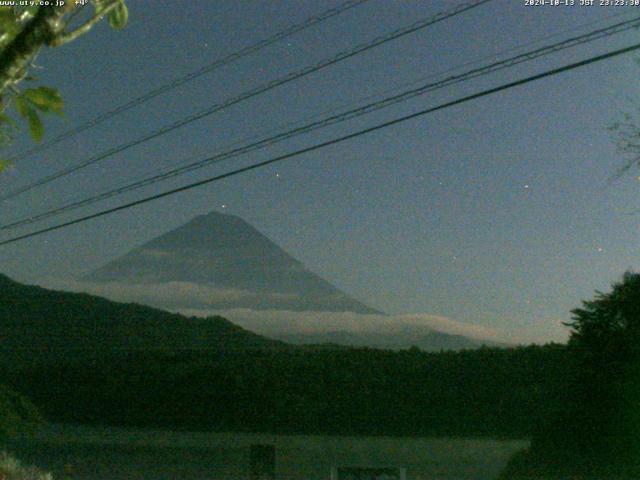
564 271 640 464
501 272 640 478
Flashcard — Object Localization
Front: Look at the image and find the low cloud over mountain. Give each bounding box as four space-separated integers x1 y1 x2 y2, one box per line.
45 211 514 350
46 278 510 350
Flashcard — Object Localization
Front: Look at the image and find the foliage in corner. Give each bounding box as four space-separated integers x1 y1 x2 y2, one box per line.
14 87 64 143
0 1 128 169
500 271 640 479
0 384 44 438
0 386 49 478
609 108 640 181
0 451 52 480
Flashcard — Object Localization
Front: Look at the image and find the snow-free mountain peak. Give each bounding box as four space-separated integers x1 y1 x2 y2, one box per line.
86 211 380 314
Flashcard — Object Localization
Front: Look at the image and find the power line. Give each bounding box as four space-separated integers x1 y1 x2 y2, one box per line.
0 0 493 203
3 15 639 231
6 0 371 164
1 40 638 247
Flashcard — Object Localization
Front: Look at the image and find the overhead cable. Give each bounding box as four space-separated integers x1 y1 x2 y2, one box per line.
1 40 638 246
4 15 638 231
0 0 493 202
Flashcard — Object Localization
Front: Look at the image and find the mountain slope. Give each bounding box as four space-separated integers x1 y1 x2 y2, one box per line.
0 273 283 366
85 211 379 314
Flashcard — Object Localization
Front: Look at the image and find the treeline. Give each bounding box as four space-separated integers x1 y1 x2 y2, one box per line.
3 344 569 438
0 274 573 438
0 273 282 368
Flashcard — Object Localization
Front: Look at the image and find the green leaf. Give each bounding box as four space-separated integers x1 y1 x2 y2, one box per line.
0 7 15 25
0 7 14 21
0 113 15 147
25 107 44 142
93 0 109 14
23 87 63 115
0 8 20 43
0 113 15 128
108 1 128 30
14 96 28 118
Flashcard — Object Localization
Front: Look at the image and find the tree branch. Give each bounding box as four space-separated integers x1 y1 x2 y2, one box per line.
0 5 73 97
50 0 121 47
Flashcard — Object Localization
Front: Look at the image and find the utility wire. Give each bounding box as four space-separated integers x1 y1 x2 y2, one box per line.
1 40 638 247
3 15 639 231
0 0 493 203
5 0 371 164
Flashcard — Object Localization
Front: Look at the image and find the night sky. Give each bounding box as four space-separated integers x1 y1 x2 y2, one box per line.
1 0 639 343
